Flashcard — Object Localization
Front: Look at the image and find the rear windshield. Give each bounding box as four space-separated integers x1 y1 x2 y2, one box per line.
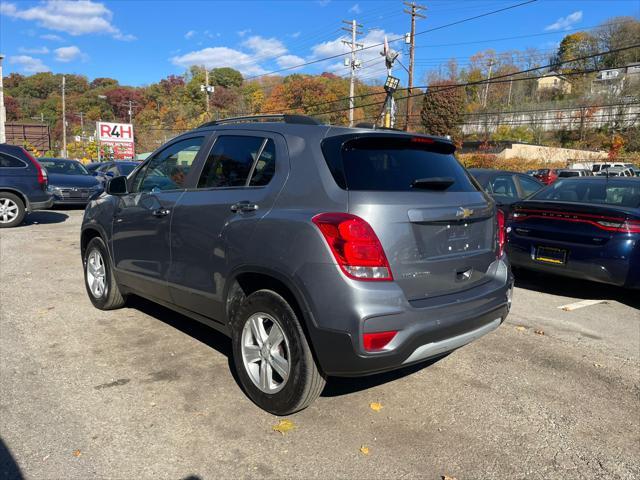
558 171 580 177
532 179 640 208
322 135 477 192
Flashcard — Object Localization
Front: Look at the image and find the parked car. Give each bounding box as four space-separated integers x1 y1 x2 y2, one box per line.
525 169 540 176
81 115 513 414
591 162 637 174
557 169 593 178
508 177 640 289
0 144 53 228
595 166 635 177
468 168 544 214
38 158 103 205
533 168 559 185
90 161 139 185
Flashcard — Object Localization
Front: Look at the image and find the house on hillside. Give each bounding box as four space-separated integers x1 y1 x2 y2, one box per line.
536 72 572 95
591 63 640 96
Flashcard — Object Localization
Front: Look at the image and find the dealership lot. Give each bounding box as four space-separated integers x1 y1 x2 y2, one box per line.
1 209 638 479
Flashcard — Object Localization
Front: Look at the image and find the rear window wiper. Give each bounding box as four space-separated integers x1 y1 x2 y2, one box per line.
411 177 455 190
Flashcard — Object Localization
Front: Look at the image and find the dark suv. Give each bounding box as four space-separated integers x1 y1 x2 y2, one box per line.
81 115 512 414
0 144 53 228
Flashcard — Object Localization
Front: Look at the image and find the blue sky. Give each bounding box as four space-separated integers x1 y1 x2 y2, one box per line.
1 0 638 87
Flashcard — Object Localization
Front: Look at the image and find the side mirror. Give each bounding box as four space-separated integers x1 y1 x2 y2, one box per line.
106 175 128 195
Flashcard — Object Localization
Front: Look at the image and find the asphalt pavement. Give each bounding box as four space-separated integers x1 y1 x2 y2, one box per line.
1 208 638 479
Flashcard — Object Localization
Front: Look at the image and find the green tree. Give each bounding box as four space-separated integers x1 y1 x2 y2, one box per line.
210 67 243 88
420 81 464 138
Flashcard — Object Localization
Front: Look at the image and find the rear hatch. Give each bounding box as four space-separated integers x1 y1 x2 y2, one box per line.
321 133 497 301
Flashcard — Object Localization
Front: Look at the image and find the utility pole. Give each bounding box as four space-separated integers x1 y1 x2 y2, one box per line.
482 59 494 108
200 67 214 118
342 19 363 127
403 2 426 131
507 77 513 106
0 54 6 144
76 112 85 157
61 75 67 157
128 100 133 124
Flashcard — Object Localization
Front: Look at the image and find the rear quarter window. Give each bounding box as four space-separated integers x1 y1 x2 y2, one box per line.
321 135 478 193
0 153 27 168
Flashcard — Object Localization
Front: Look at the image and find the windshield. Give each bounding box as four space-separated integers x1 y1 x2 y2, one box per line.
532 179 640 208
322 136 477 193
40 159 89 175
120 164 137 175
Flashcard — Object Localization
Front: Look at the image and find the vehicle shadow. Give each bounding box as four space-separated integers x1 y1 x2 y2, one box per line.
125 296 447 399
513 268 640 309
0 437 24 480
21 211 69 226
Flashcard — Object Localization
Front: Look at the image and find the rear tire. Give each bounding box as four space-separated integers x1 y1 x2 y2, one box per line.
0 192 26 228
83 236 126 310
231 290 326 415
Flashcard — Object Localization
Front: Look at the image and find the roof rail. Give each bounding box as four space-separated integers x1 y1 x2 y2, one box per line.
198 114 321 129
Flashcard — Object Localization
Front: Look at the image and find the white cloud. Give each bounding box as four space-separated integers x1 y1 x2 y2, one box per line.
18 46 50 54
545 11 583 31
349 4 361 14
40 33 63 41
289 31 301 39
318 0 331 6
277 54 305 69
8 55 50 73
54 45 85 62
1 0 134 40
242 35 287 58
237 28 251 37
184 30 196 40
171 47 267 76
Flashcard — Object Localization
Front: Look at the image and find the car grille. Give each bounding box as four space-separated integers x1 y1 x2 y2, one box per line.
59 188 91 199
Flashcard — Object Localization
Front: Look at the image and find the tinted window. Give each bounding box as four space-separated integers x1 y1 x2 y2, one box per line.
532 179 640 208
39 159 88 175
132 136 204 193
0 153 26 168
518 175 542 198
198 135 266 188
249 139 276 186
327 136 476 192
490 175 518 200
558 171 579 177
119 163 137 176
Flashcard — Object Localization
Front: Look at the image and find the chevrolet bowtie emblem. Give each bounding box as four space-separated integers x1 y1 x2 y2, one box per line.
456 207 474 219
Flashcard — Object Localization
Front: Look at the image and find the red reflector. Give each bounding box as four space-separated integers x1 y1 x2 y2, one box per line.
312 212 393 281
496 209 506 258
363 331 398 351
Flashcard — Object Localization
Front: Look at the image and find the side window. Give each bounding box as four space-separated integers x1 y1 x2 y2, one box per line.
249 139 276 186
0 153 27 168
132 136 204 193
490 175 518 200
197 136 266 189
518 176 542 198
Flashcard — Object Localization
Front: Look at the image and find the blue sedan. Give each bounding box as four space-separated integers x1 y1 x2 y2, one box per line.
39 158 103 205
507 177 640 289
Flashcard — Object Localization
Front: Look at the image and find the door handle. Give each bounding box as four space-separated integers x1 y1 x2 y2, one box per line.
152 208 171 217
230 201 259 213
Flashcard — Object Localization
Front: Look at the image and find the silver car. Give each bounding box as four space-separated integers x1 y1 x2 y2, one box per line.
80 115 513 414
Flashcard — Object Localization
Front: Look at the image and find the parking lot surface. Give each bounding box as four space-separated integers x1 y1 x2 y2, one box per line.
1 209 639 479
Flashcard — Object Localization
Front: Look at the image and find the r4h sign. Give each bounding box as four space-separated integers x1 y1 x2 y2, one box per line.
97 122 134 143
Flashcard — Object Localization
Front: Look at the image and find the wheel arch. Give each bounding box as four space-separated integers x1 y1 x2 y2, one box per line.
0 188 29 210
80 225 109 258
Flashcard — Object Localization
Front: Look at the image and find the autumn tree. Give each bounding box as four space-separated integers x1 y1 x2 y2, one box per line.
420 81 464 138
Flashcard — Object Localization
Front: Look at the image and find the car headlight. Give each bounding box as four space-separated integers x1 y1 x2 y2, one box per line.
47 185 62 194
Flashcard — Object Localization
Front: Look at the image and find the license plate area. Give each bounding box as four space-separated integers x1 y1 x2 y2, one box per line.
535 246 567 265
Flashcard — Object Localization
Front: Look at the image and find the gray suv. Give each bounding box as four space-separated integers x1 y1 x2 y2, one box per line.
81 115 512 414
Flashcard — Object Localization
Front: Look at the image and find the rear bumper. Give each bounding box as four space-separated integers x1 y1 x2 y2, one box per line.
28 196 54 211
508 235 639 288
298 258 512 376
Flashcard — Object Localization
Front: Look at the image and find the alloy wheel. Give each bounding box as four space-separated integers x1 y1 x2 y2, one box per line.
0 198 19 224
86 249 107 298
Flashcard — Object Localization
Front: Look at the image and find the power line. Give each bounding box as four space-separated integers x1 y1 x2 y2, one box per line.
243 0 538 81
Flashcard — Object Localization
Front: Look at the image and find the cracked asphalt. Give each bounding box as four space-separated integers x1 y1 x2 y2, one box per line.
1 209 639 479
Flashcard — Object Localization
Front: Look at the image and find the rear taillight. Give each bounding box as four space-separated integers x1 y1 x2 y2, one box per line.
21 148 47 186
511 209 640 234
363 330 398 352
312 212 393 281
496 209 506 258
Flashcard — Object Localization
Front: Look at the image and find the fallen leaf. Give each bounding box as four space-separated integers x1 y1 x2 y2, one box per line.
534 329 545 336
593 362 603 368
442 476 457 480
360 445 370 455
515 326 526 332
272 419 295 435
369 402 383 412
72 450 81 457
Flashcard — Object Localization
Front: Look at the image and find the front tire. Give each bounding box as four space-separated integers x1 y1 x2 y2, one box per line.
83 236 126 310
0 193 25 228
231 290 326 415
